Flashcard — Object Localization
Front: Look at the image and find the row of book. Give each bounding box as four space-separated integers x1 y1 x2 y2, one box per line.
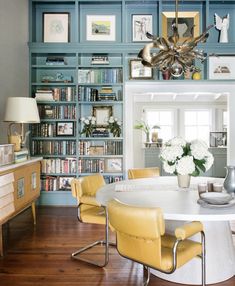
31 123 55 137
78 158 122 173
78 86 122 102
41 176 73 192
31 140 76 156
35 87 75 102
79 141 123 155
38 105 76 119
78 68 123 84
41 158 77 174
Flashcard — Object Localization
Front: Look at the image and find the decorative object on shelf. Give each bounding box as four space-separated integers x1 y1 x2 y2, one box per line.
223 166 235 194
132 14 153 42
107 116 122 137
59 177 73 190
80 116 96 137
43 13 70 43
4 97 40 151
56 121 75 136
159 137 214 187
151 125 160 142
105 158 122 172
192 67 201 80
129 59 153 79
134 120 152 143
41 72 72 83
92 106 113 127
214 13 229 43
162 68 171 80
184 67 193 79
0 144 14 166
91 54 109 65
86 15 116 41
138 0 213 78
210 131 227 147
208 55 235 80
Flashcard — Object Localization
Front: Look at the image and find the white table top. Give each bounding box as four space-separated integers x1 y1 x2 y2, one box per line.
96 176 235 221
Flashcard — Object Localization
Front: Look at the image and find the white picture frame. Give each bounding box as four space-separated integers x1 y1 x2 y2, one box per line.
209 56 235 80
86 15 116 41
43 13 69 43
132 14 153 42
129 59 153 79
105 158 122 172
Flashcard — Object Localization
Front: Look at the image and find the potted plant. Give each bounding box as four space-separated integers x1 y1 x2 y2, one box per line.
159 136 214 187
80 116 96 137
107 116 122 137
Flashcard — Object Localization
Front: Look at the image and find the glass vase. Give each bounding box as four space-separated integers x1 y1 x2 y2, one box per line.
177 174 191 188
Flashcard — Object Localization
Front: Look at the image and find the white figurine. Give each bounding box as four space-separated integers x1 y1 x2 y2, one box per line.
214 13 229 43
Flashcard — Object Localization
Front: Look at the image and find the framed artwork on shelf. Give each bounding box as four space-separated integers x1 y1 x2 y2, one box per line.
56 121 74 136
105 158 122 172
43 13 70 43
89 146 105 155
132 14 153 42
92 106 113 127
129 59 153 79
59 177 73 190
86 15 116 41
209 55 235 80
162 11 199 41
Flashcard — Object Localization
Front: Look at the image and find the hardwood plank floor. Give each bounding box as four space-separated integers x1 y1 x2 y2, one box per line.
0 206 234 286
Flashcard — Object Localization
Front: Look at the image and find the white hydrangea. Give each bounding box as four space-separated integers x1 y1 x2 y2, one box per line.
109 116 114 123
163 162 176 174
176 156 195 175
160 145 184 163
168 137 187 147
190 139 209 160
204 151 214 171
84 119 89 125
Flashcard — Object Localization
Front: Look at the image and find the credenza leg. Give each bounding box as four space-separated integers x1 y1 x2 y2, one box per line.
0 224 3 256
31 202 36 225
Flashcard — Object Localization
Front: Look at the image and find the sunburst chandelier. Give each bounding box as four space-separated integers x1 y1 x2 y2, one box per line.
138 0 214 77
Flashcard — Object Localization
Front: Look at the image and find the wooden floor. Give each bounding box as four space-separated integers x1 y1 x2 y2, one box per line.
0 207 234 286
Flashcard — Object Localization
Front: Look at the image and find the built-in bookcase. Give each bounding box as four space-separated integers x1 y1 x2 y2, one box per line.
29 0 235 205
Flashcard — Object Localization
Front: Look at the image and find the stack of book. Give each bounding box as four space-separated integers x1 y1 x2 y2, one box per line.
35 89 54 102
91 54 109 65
14 149 29 163
46 56 66 65
98 86 116 101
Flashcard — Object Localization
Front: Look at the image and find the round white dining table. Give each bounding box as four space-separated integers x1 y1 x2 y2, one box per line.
96 176 235 285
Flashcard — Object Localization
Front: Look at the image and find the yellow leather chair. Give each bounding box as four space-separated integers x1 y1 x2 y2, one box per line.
71 174 111 267
108 200 206 286
128 167 160 179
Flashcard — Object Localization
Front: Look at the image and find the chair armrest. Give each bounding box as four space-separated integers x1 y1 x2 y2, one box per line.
175 221 204 240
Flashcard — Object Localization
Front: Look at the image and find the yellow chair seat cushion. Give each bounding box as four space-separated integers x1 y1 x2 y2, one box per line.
80 206 106 225
160 234 202 271
80 195 100 206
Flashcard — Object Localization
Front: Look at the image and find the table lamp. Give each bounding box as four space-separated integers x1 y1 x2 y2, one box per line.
4 97 40 151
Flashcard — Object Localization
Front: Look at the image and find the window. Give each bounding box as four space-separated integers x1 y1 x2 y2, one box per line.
145 109 175 141
184 110 211 145
223 110 227 131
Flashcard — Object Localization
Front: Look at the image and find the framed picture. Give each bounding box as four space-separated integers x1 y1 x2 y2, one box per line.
162 12 199 41
105 158 122 172
209 56 235 80
59 177 73 190
92 106 113 127
129 59 153 79
132 14 153 42
56 121 74 136
43 13 70 43
86 15 116 41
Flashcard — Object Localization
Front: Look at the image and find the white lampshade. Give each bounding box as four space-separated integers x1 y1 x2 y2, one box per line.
4 97 40 123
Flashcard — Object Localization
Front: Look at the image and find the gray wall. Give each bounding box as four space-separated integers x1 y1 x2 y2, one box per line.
0 0 29 143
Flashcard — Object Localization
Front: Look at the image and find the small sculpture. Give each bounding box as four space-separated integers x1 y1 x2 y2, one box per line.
214 13 229 43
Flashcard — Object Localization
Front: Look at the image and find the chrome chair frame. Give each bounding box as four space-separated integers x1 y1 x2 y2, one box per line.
116 231 206 286
71 204 115 267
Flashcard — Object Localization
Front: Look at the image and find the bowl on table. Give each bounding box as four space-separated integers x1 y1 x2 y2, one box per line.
200 192 233 205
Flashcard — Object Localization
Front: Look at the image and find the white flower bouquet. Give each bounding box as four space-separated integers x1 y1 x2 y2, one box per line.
107 116 122 137
80 116 96 137
159 137 214 176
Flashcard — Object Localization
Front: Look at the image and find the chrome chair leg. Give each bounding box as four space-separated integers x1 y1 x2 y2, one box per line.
201 231 206 286
72 207 115 267
143 266 150 286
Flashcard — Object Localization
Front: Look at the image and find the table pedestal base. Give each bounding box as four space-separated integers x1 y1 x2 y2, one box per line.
151 221 235 285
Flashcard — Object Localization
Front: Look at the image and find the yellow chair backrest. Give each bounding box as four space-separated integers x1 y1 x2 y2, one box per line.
128 167 160 179
108 199 165 269
71 174 105 200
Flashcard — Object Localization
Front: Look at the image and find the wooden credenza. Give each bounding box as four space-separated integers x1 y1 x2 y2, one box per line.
0 157 42 256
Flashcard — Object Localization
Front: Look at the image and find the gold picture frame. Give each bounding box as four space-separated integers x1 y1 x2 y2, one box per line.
162 11 199 42
92 106 113 127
